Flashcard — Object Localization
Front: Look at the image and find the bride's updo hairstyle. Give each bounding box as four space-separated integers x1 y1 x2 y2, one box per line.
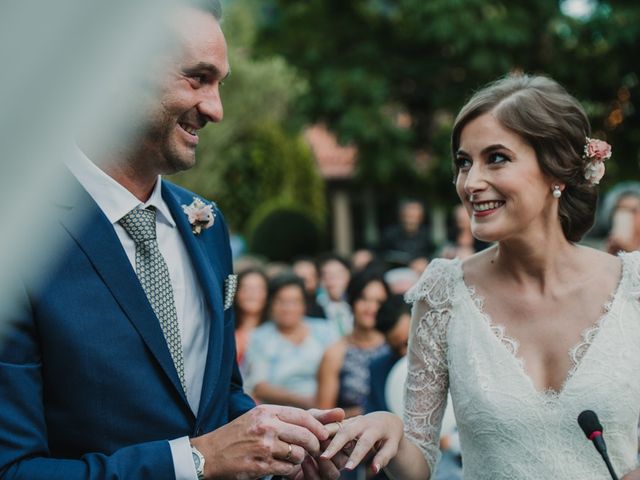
451 74 596 242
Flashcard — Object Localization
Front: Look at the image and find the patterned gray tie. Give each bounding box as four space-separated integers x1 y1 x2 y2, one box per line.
119 207 187 395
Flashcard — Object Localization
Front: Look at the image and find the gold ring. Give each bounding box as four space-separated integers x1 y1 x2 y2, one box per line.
285 443 293 461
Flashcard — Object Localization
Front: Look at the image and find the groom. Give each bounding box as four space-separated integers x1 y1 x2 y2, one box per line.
0 1 343 479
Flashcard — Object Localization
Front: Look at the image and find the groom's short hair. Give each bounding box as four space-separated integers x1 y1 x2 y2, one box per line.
187 0 222 20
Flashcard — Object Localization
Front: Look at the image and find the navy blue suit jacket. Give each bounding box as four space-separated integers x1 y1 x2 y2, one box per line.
0 177 255 479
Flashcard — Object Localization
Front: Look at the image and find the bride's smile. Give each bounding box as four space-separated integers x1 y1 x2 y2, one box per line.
454 112 560 245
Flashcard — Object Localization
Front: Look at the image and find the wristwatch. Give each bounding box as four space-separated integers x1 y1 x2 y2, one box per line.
191 444 205 480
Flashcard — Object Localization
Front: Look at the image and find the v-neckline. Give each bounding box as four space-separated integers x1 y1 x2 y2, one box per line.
455 256 627 400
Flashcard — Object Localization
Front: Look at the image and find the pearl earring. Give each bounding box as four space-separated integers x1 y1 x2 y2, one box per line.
552 185 562 199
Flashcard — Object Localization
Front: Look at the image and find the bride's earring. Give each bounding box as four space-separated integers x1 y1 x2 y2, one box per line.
552 185 562 199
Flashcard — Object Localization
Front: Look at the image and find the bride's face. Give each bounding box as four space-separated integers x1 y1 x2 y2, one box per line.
454 113 557 243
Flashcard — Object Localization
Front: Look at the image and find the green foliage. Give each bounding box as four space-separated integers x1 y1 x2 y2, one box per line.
170 0 325 236
206 123 325 235
248 204 325 262
256 0 640 201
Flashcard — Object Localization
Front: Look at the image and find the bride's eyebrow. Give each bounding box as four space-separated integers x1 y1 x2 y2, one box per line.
481 143 513 155
456 144 514 158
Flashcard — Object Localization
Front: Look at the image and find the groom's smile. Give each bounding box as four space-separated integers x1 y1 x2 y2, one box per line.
140 5 229 177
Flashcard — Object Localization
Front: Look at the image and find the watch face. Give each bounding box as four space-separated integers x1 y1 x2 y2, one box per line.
192 451 201 469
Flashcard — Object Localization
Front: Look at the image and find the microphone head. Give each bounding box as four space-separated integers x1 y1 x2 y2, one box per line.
578 410 603 438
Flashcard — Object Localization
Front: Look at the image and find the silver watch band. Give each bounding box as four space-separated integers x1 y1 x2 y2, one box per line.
190 444 205 480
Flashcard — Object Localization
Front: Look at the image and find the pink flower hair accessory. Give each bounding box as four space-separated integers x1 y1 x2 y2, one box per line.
182 197 216 235
583 137 612 186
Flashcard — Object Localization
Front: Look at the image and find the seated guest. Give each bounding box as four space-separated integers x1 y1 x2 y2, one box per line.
409 255 429 276
316 270 390 418
384 267 419 296
292 256 326 318
351 248 375 273
317 254 353 336
606 189 640 254
233 268 269 369
442 204 490 259
243 274 337 409
365 295 411 413
379 199 435 264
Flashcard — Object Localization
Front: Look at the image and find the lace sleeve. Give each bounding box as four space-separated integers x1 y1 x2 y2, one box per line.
403 259 455 477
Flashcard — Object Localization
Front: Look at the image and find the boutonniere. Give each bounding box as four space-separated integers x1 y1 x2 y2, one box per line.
182 197 216 235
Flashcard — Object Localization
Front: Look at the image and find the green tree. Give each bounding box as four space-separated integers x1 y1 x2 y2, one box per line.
256 0 640 201
204 123 325 234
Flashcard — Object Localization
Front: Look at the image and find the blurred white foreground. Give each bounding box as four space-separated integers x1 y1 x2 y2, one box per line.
0 0 192 334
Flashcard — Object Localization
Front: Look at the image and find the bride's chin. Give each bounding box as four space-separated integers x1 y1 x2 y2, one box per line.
470 228 499 244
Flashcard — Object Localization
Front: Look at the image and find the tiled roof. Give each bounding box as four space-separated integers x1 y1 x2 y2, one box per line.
304 124 357 180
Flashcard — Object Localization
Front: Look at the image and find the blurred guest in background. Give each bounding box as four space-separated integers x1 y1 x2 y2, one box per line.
384 267 419 296
607 190 640 254
379 199 435 264
442 204 489 259
232 253 265 274
264 261 292 279
351 248 375 273
316 270 390 418
292 256 326 318
317 254 353 336
409 256 429 276
365 295 411 414
234 268 269 369
243 274 337 409
229 227 246 260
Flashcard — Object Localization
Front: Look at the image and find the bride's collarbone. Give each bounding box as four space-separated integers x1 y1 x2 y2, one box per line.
473 274 620 393
481 285 609 339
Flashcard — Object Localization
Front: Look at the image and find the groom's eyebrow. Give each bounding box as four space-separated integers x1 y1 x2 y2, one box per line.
183 62 230 81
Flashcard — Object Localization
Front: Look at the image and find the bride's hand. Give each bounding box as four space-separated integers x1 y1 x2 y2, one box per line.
621 468 640 480
319 412 404 474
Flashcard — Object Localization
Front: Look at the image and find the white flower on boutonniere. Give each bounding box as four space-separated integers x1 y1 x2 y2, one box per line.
182 197 215 235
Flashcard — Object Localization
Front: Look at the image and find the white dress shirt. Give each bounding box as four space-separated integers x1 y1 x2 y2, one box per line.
66 148 206 480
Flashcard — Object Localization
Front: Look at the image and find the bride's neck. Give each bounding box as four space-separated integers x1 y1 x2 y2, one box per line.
491 234 580 293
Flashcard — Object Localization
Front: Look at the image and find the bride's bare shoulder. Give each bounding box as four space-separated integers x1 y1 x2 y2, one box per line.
579 246 621 279
460 246 498 280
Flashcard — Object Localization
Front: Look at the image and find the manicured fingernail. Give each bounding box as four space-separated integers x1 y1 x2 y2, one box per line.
373 464 381 473
320 451 329 459
345 461 355 470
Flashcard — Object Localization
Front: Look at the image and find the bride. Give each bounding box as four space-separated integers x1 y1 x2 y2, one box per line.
320 74 640 479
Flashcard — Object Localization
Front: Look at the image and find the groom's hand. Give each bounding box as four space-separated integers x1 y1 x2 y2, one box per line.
191 405 338 479
284 408 350 480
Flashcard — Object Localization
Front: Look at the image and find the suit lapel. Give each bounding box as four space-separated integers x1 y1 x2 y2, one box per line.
162 183 225 421
59 181 191 410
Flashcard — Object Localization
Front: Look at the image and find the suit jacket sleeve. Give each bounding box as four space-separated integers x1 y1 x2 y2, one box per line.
217 211 255 420
0 282 175 480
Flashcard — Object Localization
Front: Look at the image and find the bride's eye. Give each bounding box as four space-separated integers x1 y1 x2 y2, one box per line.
455 156 472 171
489 152 510 164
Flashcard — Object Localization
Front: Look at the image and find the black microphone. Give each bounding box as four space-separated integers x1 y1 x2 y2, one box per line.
577 410 619 480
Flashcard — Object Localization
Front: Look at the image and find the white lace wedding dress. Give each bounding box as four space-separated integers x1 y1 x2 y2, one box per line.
404 252 640 479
